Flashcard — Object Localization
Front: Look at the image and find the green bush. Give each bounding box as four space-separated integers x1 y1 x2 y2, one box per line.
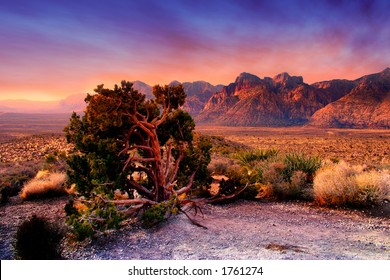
234 148 279 166
283 151 322 182
141 199 178 228
218 169 260 201
43 151 68 172
227 149 321 201
14 215 63 259
65 198 123 241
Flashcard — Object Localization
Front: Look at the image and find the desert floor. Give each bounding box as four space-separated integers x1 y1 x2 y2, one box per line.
0 125 389 260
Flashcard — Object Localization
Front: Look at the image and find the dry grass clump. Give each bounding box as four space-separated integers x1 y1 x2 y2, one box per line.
313 161 389 207
20 171 68 200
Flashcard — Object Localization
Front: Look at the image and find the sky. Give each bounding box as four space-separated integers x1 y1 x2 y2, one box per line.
0 0 389 101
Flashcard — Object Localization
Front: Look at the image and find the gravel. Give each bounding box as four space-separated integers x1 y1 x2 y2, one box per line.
1 196 389 260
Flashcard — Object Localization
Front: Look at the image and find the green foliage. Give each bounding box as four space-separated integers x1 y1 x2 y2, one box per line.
176 134 213 192
235 148 279 165
64 81 144 196
64 81 211 234
14 215 63 259
43 151 68 172
141 199 178 228
206 135 247 156
157 110 195 144
65 198 123 241
219 148 322 201
283 151 322 182
153 84 186 110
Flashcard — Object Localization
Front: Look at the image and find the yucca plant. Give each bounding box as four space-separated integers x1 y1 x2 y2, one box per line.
283 151 322 182
234 148 279 166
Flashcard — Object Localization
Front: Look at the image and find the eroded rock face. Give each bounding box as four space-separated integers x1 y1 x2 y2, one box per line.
196 68 390 128
308 68 390 128
196 72 335 126
181 81 224 116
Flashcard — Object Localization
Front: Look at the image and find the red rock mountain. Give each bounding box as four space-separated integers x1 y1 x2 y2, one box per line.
196 72 347 126
308 68 390 128
1 69 388 128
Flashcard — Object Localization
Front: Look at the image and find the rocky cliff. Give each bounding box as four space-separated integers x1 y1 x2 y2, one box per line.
308 68 390 128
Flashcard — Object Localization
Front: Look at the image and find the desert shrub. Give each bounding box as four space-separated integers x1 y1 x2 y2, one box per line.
20 171 68 200
355 170 389 205
239 183 260 200
14 215 63 259
42 151 67 172
64 82 212 235
207 135 247 156
313 161 389 207
208 157 234 175
217 165 260 201
258 153 321 201
283 151 322 182
65 198 123 241
215 178 259 201
225 149 321 201
235 148 279 166
0 186 13 204
141 198 178 228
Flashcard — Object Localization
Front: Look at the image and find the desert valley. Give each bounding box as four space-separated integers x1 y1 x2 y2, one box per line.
0 68 389 260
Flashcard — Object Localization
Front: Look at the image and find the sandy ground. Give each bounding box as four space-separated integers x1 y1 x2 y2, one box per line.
1 196 388 260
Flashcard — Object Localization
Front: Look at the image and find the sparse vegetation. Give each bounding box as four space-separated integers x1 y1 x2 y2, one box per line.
0 161 40 204
0 126 389 260
234 148 279 165
14 215 63 259
212 147 322 201
313 161 390 207
20 171 68 200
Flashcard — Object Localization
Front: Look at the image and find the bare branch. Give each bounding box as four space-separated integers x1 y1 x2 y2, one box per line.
167 146 185 185
179 208 207 229
119 125 137 156
164 142 173 178
130 145 154 153
103 198 157 205
127 180 154 198
121 204 144 218
207 183 249 204
136 111 147 122
175 171 197 195
155 104 171 127
132 157 157 162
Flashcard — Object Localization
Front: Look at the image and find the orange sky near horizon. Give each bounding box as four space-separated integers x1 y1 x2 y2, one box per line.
1 0 389 102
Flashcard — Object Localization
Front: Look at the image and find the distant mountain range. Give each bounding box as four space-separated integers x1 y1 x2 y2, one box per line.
132 80 224 116
1 69 389 128
308 68 390 128
196 68 390 128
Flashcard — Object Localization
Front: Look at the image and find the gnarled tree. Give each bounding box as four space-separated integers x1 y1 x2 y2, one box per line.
64 81 211 234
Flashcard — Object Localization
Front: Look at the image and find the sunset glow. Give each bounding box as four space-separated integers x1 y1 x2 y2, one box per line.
1 0 389 101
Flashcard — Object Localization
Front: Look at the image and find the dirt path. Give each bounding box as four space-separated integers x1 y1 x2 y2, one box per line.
1 197 388 260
